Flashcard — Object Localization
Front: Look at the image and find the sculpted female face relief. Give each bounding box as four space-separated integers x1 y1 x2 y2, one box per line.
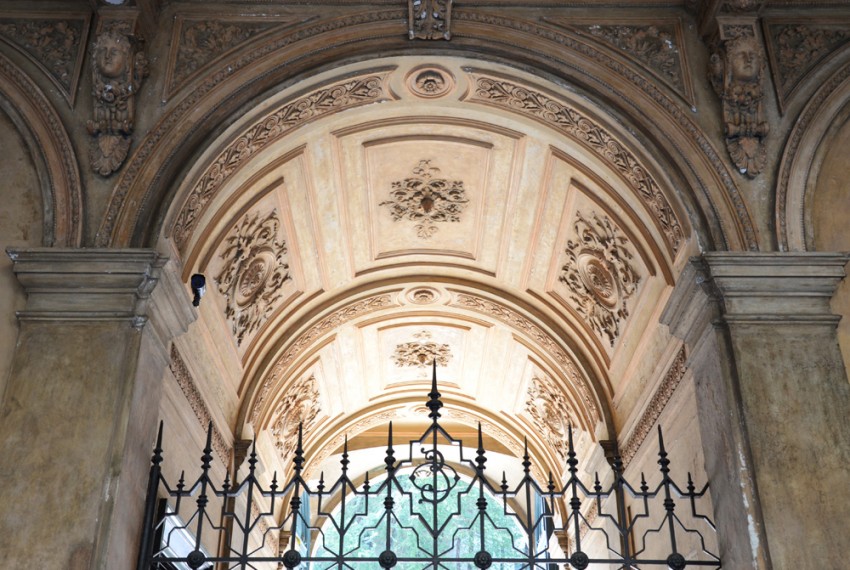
94 33 129 79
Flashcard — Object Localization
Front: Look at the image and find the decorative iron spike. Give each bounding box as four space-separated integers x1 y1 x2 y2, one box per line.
384 422 395 472
426 360 443 421
318 471 325 494
522 437 531 476
363 470 370 492
640 472 648 494
152 420 164 465
341 435 350 473
223 471 231 493
593 472 601 494
293 423 305 473
500 470 508 493
270 472 279 493
548 471 555 493
475 422 487 472
687 472 695 494
657 426 670 476
248 439 258 473
566 424 578 475
201 421 214 469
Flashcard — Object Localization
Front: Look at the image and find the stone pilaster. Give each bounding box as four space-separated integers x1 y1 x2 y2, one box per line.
0 249 195 569
662 252 850 570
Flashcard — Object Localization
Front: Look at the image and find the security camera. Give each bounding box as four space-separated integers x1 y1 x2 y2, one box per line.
190 274 206 307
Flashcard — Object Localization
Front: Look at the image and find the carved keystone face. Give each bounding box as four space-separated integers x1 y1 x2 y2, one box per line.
95 34 130 79
728 37 760 82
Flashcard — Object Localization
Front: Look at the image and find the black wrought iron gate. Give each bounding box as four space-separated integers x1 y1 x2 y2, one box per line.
137 370 720 569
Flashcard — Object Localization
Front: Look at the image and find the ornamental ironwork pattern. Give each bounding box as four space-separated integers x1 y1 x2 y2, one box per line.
138 366 720 569
392 330 452 368
380 159 469 239
560 211 640 347
215 209 292 346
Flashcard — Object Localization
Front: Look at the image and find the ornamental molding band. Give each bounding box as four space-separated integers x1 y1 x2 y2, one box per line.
408 0 452 40
392 330 453 368
86 21 149 177
250 293 399 423
449 292 600 425
270 374 321 465
560 211 641 348
215 209 292 347
709 22 769 178
165 15 298 99
464 72 684 255
619 346 687 468
0 13 90 106
764 21 850 111
380 159 468 239
169 345 230 464
170 71 393 252
525 374 579 463
547 19 693 106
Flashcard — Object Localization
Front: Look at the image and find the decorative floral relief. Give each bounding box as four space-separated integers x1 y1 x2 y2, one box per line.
770 24 850 99
525 375 579 463
172 73 390 251
466 75 683 254
215 210 292 346
380 159 468 239
709 26 768 177
560 211 640 347
407 66 454 98
392 330 452 368
86 24 148 176
408 0 452 40
270 374 320 465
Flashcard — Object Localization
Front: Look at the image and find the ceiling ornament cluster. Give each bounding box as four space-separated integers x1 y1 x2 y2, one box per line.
380 159 469 239
215 209 291 347
407 66 454 98
449 293 600 425
525 374 579 463
86 19 148 177
709 23 769 178
408 0 452 40
560 211 640 348
392 330 452 368
465 73 684 255
171 71 392 251
270 374 321 465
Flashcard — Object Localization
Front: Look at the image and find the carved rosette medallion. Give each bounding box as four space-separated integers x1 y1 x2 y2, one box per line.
86 23 148 176
392 330 452 368
215 210 292 346
560 212 640 347
408 0 452 40
525 375 578 462
380 159 468 239
407 66 454 98
709 25 769 177
270 375 320 464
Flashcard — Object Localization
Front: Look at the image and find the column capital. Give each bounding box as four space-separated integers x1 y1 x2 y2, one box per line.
7 248 166 328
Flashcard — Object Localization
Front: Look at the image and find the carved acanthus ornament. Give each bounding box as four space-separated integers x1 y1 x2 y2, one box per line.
560 211 640 347
0 16 88 104
392 330 452 368
215 210 292 346
86 23 148 177
380 160 468 239
466 74 684 254
171 73 391 251
270 375 321 465
525 375 579 463
408 0 452 40
709 25 769 177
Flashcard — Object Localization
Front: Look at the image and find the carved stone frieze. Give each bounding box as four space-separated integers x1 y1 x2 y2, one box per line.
86 23 148 177
380 159 468 239
251 293 399 423
169 345 230 464
619 346 687 467
709 24 769 178
215 210 292 346
560 211 641 348
465 74 684 254
0 15 89 105
270 374 321 465
525 375 579 463
408 0 452 40
766 23 850 107
450 292 600 425
392 330 452 368
171 72 392 251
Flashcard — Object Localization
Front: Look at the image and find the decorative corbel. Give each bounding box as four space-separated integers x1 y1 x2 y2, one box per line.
86 17 148 177
708 19 769 178
408 0 452 40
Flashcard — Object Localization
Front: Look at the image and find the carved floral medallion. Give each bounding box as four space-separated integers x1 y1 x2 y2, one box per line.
270 375 320 464
380 159 468 239
407 66 454 98
525 374 578 462
215 210 292 346
560 211 640 347
392 330 452 368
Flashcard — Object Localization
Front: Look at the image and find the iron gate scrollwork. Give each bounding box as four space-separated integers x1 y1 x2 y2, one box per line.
137 368 720 569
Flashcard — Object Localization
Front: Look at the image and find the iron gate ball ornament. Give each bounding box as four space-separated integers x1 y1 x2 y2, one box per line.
137 363 720 569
